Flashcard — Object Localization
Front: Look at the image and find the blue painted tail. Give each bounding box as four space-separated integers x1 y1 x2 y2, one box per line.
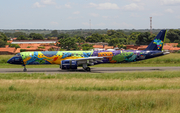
145 30 167 51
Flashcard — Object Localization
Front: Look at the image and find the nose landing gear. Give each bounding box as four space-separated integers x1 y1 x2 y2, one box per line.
23 66 27 72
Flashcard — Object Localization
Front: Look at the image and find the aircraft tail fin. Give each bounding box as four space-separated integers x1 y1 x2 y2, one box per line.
144 30 167 51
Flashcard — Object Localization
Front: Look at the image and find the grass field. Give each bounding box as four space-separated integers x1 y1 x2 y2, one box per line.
1 53 180 68
1 71 180 112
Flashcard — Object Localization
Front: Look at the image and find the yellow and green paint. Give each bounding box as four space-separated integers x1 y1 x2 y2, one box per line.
20 50 138 65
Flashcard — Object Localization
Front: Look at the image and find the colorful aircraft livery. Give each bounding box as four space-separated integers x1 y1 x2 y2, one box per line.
7 30 169 71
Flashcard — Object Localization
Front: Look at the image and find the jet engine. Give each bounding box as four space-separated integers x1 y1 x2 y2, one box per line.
60 60 78 70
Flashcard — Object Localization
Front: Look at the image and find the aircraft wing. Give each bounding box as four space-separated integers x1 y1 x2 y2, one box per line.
63 57 104 65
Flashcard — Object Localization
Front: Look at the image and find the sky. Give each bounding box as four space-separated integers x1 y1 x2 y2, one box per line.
0 0 180 30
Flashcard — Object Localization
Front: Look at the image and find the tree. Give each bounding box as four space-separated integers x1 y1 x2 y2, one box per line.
20 49 26 52
107 30 116 36
81 43 94 50
29 33 36 39
127 32 140 44
51 30 58 37
85 33 105 42
166 29 180 42
32 34 44 40
108 38 119 47
13 32 27 37
136 32 151 45
77 37 85 45
164 38 170 43
0 33 8 42
58 33 69 39
17 35 27 40
0 39 6 47
4 33 14 38
117 44 126 49
9 44 20 49
58 37 78 50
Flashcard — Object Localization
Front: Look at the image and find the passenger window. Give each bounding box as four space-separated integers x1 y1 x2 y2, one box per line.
64 61 69 63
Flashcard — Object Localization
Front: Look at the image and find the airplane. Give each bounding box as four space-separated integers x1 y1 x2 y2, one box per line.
7 30 169 72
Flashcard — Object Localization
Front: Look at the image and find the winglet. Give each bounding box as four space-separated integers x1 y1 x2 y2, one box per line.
144 30 167 51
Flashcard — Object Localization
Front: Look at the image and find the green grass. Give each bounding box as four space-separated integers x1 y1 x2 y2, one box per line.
1 71 180 112
0 71 180 80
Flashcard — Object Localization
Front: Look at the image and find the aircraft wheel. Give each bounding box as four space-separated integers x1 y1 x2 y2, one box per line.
85 67 91 72
23 68 27 72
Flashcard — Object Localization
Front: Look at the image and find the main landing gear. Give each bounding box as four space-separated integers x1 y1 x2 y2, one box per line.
23 66 27 72
83 64 91 72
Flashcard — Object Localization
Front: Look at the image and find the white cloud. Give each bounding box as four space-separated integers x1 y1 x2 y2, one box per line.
102 16 109 19
165 8 174 13
90 13 99 17
33 2 45 8
65 4 72 8
123 3 144 11
82 22 89 26
73 11 80 14
41 0 56 5
131 13 140 17
56 5 61 9
89 2 119 9
177 15 180 19
151 13 164 16
50 21 59 25
33 0 55 8
89 3 98 7
161 0 180 5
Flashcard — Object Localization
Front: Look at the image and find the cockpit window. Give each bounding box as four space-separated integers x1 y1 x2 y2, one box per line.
15 58 20 61
15 53 21 57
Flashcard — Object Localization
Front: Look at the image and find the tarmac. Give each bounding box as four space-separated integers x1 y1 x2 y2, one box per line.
0 67 180 74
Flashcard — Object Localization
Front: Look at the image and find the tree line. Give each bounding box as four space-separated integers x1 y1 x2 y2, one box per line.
1 29 180 50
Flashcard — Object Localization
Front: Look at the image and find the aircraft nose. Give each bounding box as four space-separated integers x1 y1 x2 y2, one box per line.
7 58 13 64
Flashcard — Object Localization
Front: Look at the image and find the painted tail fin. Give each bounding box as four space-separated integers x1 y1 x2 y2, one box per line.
144 30 167 51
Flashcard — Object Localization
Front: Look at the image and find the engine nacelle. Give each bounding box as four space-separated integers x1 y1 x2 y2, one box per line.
61 60 77 70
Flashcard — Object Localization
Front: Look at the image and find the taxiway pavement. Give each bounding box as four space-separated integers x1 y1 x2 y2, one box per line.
0 67 180 74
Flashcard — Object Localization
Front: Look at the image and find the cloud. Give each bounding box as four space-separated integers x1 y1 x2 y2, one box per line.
165 8 174 13
33 0 55 8
50 21 59 25
33 2 45 8
161 0 180 5
102 16 109 19
41 0 56 5
130 13 140 17
82 22 89 26
177 15 180 19
122 3 144 11
65 4 72 8
151 13 164 16
90 13 99 17
89 2 119 9
73 11 80 14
